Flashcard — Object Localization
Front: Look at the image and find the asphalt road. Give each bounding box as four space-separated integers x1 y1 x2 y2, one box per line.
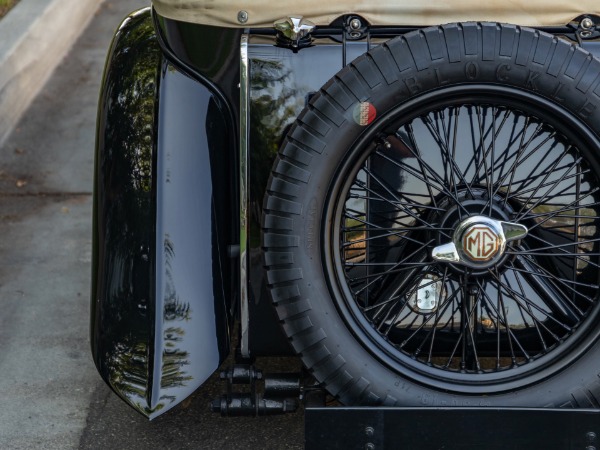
0 1 303 448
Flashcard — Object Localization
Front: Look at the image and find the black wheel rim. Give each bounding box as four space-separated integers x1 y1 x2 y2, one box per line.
326 86 600 390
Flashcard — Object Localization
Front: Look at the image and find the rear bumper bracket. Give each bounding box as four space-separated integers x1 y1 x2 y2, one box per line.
305 406 600 449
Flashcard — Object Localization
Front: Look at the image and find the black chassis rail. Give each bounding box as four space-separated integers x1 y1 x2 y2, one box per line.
305 407 600 449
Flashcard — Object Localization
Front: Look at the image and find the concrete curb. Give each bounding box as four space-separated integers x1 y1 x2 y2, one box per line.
0 0 105 146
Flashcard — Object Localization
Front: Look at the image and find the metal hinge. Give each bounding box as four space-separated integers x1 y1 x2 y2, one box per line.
344 15 368 40
572 14 600 44
274 16 316 50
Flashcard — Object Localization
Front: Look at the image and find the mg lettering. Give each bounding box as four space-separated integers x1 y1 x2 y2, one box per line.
463 226 498 261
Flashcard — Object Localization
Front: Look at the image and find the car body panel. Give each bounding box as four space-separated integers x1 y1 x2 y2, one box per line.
91 8 232 419
246 37 370 355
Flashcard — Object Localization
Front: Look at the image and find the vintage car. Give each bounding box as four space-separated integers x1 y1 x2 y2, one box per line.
91 0 600 445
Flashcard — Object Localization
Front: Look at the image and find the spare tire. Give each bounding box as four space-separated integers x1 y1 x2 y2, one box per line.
263 22 600 407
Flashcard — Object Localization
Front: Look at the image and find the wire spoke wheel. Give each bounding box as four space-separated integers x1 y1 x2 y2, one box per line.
330 90 600 382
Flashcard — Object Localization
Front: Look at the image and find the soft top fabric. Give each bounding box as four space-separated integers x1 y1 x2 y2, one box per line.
152 0 597 28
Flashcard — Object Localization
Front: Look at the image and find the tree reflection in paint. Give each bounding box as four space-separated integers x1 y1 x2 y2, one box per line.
249 59 300 229
97 14 160 416
94 13 192 416
160 235 192 394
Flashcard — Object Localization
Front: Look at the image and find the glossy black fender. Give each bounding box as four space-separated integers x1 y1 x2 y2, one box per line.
91 8 235 418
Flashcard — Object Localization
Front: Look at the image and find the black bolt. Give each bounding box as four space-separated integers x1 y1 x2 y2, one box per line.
581 17 594 30
365 426 375 437
587 432 597 443
365 444 375 450
350 18 362 30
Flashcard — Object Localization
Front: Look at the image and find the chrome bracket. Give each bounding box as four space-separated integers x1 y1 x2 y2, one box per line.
572 14 600 43
344 15 368 40
240 33 250 358
274 16 315 49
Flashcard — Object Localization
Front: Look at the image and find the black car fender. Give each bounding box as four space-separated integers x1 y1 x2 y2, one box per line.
90 8 236 418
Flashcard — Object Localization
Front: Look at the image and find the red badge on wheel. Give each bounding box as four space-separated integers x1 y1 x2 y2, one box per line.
353 102 376 126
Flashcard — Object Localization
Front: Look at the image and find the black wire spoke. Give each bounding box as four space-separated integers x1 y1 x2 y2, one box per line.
478 277 531 363
512 253 594 308
496 290 531 363
432 109 453 187
379 298 421 336
347 243 432 292
399 297 458 351
475 106 501 214
506 270 541 340
345 205 430 232
488 110 520 184
348 193 446 212
505 161 580 200
525 207 600 223
352 175 424 219
500 136 561 194
362 292 405 313
400 286 461 350
444 321 466 370
342 211 430 247
341 228 417 247
510 236 600 253
500 121 550 208
512 233 600 271
522 199 600 229
360 167 451 237
448 106 465 218
512 262 583 325
486 269 574 334
344 207 416 232
373 148 469 217
511 270 557 350
482 111 531 214
422 111 479 201
471 104 493 189
519 173 579 215
348 261 432 284
464 281 483 371
505 170 587 203
514 152 576 219
372 297 408 334
344 226 452 234
506 263 599 290
389 125 474 214
412 270 460 357
412 117 444 208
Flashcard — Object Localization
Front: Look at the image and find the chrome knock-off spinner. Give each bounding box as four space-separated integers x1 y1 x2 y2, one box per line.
431 216 528 269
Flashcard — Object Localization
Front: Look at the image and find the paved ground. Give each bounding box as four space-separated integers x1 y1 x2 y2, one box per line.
0 1 303 448
0 0 101 145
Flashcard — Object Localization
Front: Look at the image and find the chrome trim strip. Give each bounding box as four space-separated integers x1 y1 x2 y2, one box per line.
239 33 250 358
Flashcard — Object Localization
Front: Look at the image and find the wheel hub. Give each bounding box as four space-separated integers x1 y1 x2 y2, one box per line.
432 215 528 269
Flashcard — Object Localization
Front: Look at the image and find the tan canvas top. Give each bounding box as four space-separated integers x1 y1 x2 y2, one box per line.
152 0 598 28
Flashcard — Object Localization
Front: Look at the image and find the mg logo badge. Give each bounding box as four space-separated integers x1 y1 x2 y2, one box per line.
462 226 499 261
